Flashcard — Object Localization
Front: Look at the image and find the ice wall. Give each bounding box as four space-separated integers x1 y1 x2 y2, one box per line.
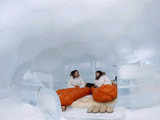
118 63 160 108
0 0 160 108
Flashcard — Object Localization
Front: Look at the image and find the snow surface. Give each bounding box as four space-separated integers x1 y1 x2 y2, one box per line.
62 107 126 120
62 106 160 120
0 98 46 120
0 96 160 120
0 98 67 120
125 105 160 120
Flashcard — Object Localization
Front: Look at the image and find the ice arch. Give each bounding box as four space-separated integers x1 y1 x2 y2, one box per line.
0 0 160 110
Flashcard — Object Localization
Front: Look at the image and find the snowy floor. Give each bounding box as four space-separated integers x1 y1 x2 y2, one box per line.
62 106 160 120
62 105 160 120
62 107 126 120
0 98 160 120
0 98 46 120
125 105 160 120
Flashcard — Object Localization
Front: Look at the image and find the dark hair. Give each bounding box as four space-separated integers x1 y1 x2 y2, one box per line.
96 70 106 80
70 70 80 79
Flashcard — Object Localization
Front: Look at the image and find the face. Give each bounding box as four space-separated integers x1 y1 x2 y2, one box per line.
96 72 100 78
74 71 80 78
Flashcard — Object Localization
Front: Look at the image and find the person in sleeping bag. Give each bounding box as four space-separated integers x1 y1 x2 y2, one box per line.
92 70 117 103
57 70 90 111
67 70 86 88
94 70 112 87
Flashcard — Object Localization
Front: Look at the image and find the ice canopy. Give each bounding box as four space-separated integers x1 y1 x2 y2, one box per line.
0 0 160 109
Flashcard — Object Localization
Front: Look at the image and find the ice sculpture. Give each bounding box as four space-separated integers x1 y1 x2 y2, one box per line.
37 87 61 120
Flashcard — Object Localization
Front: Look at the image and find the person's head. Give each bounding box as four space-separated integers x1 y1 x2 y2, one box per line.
96 70 105 80
70 70 80 79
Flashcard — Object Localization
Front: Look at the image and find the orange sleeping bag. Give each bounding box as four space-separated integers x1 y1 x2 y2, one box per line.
56 87 91 106
57 84 117 106
92 84 117 102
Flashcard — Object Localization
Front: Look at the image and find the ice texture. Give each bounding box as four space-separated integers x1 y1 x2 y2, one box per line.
0 0 160 110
